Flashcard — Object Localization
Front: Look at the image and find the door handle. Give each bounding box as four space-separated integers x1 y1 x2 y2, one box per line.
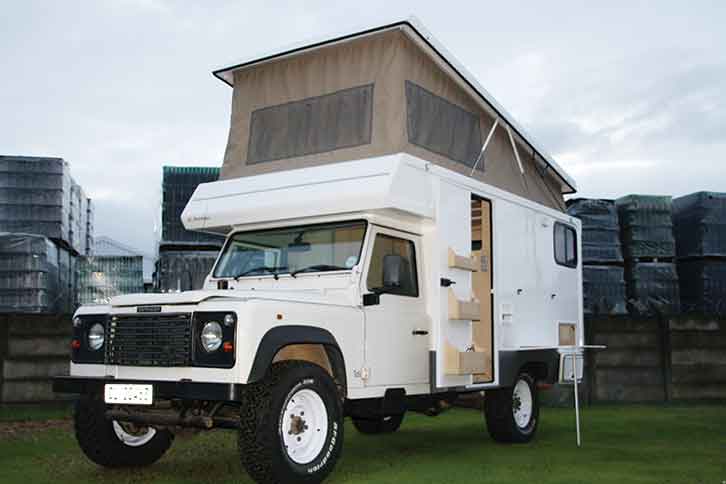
412 329 429 336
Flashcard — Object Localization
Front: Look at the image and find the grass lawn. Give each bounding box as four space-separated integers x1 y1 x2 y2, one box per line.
0 403 724 484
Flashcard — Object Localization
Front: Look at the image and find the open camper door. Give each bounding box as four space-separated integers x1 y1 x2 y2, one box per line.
433 181 493 390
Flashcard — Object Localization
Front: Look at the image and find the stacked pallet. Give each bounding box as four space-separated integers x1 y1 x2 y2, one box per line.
0 156 71 243
616 195 679 315
155 166 223 292
567 199 627 316
673 192 726 315
0 156 93 314
85 198 95 255
161 166 224 246
156 250 218 292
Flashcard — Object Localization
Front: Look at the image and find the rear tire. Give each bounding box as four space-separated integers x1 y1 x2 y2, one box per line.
73 395 174 467
352 414 404 434
484 372 539 443
238 361 344 484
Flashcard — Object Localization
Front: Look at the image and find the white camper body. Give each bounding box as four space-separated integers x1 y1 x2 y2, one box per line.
178 153 583 398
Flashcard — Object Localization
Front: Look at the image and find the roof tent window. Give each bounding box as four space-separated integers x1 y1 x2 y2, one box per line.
405 81 482 166
247 84 374 164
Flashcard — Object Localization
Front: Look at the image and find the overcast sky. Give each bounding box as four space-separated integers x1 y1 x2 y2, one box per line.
2 1 724 254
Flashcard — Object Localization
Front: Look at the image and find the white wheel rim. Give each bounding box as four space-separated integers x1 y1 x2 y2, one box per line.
281 388 329 465
112 421 157 447
512 380 533 429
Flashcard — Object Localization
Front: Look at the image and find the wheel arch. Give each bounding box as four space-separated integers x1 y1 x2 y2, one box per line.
498 349 559 387
248 325 347 396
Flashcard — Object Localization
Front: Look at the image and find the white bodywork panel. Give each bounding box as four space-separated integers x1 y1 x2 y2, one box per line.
182 154 434 236
71 154 582 400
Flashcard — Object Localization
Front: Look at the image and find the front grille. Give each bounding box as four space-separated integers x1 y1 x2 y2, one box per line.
106 313 192 367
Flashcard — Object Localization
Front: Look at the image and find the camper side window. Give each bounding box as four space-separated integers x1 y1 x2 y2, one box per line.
366 234 419 297
247 84 374 164
554 222 577 268
405 81 482 166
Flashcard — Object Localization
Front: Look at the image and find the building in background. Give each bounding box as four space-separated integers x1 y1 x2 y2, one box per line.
95 236 154 288
155 166 223 292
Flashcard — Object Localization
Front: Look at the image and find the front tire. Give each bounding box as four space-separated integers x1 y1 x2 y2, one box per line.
73 395 174 467
352 414 404 434
484 372 539 443
238 361 344 484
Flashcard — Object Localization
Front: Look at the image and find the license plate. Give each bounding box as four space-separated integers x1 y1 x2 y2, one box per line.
104 384 153 405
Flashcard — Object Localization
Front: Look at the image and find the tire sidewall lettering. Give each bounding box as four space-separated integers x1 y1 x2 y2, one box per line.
306 421 338 474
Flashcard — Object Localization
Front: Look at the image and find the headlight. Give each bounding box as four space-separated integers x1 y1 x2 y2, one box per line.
201 321 223 352
88 323 105 351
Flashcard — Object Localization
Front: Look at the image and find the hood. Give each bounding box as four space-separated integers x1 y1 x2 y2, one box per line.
109 288 356 308
110 290 238 307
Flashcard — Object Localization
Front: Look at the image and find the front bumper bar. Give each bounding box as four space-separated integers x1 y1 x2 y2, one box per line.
53 376 242 402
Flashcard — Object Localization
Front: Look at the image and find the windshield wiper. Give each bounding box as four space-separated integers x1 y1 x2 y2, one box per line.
234 265 288 281
290 264 348 277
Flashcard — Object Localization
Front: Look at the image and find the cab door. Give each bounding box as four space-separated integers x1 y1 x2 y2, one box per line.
361 226 429 388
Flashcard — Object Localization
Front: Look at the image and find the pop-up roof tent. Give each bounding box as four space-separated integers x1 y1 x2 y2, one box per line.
214 17 576 210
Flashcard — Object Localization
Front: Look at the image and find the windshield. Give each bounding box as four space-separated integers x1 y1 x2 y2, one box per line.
213 220 367 279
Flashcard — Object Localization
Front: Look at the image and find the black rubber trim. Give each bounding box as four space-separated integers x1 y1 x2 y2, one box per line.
52 376 241 402
72 314 108 364
191 312 236 368
429 348 559 392
498 349 560 387
247 325 345 384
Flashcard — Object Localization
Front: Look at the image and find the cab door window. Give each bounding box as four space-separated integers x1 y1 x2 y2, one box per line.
366 234 419 297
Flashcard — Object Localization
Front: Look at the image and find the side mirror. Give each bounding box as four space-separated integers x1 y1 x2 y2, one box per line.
382 255 404 289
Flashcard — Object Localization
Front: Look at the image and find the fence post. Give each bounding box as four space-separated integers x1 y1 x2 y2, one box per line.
0 315 8 404
659 315 673 401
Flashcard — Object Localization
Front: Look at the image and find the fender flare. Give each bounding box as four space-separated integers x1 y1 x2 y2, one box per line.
247 325 347 387
498 349 560 387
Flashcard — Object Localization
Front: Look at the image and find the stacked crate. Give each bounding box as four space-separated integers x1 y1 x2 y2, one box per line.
161 166 224 246
567 199 626 316
0 156 93 314
0 234 63 313
84 198 95 255
155 166 223 292
0 156 71 243
673 192 726 315
156 250 218 292
616 195 679 315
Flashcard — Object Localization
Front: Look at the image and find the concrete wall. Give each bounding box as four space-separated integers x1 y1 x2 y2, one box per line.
0 314 71 403
1 313 724 404
586 315 726 402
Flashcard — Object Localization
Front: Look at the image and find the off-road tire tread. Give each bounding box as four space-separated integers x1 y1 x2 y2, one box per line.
73 395 173 468
484 372 538 444
238 360 342 484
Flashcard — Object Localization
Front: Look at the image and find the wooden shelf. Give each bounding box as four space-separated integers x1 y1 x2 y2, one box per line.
448 288 481 321
444 341 489 375
448 247 479 271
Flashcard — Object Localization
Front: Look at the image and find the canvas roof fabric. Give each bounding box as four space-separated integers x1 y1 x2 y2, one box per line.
214 17 577 211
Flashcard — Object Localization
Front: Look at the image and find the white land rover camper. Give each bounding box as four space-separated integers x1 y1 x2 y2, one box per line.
55 18 587 484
